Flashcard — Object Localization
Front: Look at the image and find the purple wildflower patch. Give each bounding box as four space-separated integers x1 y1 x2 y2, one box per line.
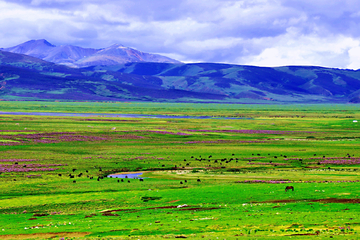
0 163 66 173
310 158 360 165
236 180 360 184
247 162 289 166
128 130 191 136
80 119 139 122
184 129 315 134
184 140 268 144
0 142 21 146
236 180 293 184
0 131 143 145
114 134 144 139
0 159 37 162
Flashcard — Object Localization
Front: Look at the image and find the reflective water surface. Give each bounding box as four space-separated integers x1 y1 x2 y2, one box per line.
108 172 143 179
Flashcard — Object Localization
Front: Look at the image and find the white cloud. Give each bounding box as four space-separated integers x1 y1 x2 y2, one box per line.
182 37 244 52
2 0 360 68
244 31 360 68
347 47 360 70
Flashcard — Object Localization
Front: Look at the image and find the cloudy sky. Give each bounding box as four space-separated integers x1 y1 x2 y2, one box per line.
1 0 360 69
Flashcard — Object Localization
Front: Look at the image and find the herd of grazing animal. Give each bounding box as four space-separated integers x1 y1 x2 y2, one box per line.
68 167 146 184
66 153 344 195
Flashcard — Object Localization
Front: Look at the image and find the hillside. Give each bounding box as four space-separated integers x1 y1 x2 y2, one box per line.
0 50 222 101
1 50 360 103
84 62 360 103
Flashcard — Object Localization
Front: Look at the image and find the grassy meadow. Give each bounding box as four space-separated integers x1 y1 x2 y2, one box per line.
0 101 359 239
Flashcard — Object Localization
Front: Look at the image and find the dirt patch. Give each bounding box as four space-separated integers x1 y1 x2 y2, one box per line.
102 212 119 216
286 233 318 236
0 232 90 239
168 200 181 203
148 206 183 210
32 213 48 217
258 198 360 204
178 207 220 211
141 196 162 202
312 198 360 204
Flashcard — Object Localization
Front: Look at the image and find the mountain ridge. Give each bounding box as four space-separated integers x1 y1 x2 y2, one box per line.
2 39 180 67
1 43 360 103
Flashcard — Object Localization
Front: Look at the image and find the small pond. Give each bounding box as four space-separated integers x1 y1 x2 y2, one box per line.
108 172 143 179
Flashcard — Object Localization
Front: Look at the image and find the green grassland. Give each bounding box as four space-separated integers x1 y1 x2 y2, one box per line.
0 101 359 239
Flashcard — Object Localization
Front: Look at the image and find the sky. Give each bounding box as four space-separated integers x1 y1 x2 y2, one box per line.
1 0 360 69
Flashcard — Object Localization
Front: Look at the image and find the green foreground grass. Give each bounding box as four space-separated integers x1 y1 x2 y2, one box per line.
0 101 359 239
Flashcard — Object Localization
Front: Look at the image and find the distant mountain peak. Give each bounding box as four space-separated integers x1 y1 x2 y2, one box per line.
19 39 56 48
108 43 126 48
96 43 129 53
2 39 181 67
31 39 55 47
3 39 56 59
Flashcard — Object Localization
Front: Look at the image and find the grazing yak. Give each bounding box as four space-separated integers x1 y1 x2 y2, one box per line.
285 186 294 192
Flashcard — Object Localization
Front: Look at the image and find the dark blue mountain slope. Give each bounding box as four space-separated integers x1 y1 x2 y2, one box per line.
1 50 360 103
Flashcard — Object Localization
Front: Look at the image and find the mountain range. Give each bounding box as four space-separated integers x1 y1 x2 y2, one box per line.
2 39 180 67
1 39 360 103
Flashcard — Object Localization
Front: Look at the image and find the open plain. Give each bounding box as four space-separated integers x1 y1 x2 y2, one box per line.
0 101 359 239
